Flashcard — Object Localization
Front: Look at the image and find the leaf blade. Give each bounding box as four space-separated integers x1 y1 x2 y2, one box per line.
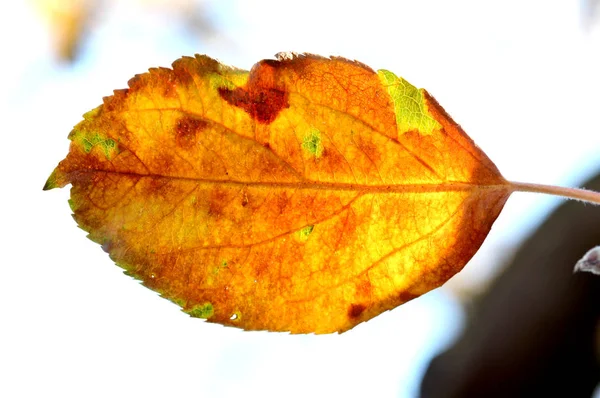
46 53 511 333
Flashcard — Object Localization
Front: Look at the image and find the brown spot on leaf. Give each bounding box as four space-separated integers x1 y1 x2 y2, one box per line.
398 291 419 303
208 188 229 217
348 303 366 319
170 60 196 90
219 87 288 124
320 148 348 174
355 133 381 167
218 61 289 124
175 116 208 149
155 67 180 98
275 192 291 214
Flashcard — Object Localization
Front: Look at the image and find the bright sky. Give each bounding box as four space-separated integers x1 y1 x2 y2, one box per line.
1 1 599 397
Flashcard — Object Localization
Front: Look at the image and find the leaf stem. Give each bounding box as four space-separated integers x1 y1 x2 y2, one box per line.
510 181 600 205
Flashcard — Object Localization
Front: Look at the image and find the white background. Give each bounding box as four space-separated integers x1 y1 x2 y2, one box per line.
1 1 599 397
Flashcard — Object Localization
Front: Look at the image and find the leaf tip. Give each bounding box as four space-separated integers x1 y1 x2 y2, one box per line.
43 167 70 190
43 169 59 190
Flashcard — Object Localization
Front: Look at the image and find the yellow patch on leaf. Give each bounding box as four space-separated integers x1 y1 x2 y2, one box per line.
45 53 511 333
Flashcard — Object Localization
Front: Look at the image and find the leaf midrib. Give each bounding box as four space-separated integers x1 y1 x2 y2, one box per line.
75 169 511 194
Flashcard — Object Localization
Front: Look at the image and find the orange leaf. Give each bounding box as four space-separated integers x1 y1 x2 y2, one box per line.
45 53 514 333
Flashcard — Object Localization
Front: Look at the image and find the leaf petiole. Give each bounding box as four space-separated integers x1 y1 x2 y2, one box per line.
510 181 600 205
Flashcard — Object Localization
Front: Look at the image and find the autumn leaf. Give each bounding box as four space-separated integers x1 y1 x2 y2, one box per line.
44 53 600 333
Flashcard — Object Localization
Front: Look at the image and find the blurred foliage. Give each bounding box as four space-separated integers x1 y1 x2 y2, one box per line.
32 0 91 61
582 0 600 31
31 0 217 62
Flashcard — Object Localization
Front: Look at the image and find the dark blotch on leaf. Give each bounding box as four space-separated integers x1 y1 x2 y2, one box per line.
175 116 208 148
219 87 288 124
398 291 419 302
218 59 289 124
348 303 366 318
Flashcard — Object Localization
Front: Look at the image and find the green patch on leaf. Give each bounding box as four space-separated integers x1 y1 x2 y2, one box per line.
211 66 249 91
298 225 314 241
82 106 101 120
186 302 214 319
377 70 442 136
70 129 119 159
212 260 229 275
67 196 84 212
302 129 323 158
172 297 186 308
